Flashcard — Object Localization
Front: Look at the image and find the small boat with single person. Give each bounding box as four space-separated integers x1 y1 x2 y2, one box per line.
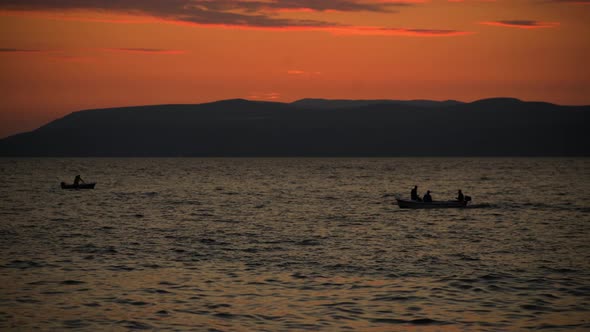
60 182 96 190
396 197 469 209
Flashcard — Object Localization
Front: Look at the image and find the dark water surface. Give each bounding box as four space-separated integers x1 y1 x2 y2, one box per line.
1 158 589 331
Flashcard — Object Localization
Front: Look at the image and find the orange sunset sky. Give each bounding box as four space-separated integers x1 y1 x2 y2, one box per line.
1 0 589 138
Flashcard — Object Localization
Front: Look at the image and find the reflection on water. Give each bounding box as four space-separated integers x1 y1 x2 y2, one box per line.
0 158 589 330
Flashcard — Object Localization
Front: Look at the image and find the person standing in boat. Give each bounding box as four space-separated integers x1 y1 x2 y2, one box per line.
73 175 85 186
457 189 464 201
411 185 421 201
423 190 433 202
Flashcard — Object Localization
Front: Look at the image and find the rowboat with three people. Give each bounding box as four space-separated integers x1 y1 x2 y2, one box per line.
396 186 471 209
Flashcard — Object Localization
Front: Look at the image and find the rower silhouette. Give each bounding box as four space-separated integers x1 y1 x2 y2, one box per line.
73 175 85 186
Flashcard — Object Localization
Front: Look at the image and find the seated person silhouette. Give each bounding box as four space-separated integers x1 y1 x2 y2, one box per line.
411 185 422 201
423 190 433 203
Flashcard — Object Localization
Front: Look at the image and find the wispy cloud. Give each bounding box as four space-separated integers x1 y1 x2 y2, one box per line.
0 0 419 14
103 48 187 55
247 92 282 100
480 20 560 29
186 0 414 13
287 70 307 75
0 0 470 37
0 48 99 62
329 26 473 36
447 0 497 2
0 47 41 53
287 69 322 77
541 0 590 4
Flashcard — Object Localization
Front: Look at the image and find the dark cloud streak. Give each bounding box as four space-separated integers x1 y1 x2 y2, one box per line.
0 0 470 36
480 20 559 29
189 0 409 13
0 0 353 27
0 0 408 27
0 0 410 13
542 0 590 4
0 48 42 52
104 48 186 54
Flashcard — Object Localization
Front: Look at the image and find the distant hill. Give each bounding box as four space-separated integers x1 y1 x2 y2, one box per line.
291 98 463 109
0 98 588 156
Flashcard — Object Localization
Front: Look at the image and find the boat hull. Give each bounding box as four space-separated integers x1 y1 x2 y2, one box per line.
396 198 467 209
61 182 96 190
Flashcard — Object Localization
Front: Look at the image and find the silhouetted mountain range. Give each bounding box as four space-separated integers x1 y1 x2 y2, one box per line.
291 98 463 109
0 98 588 156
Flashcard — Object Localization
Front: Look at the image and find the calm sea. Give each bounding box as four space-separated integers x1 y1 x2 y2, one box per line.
1 158 589 331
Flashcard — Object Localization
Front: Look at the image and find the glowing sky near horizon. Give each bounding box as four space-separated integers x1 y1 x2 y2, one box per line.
0 0 589 137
